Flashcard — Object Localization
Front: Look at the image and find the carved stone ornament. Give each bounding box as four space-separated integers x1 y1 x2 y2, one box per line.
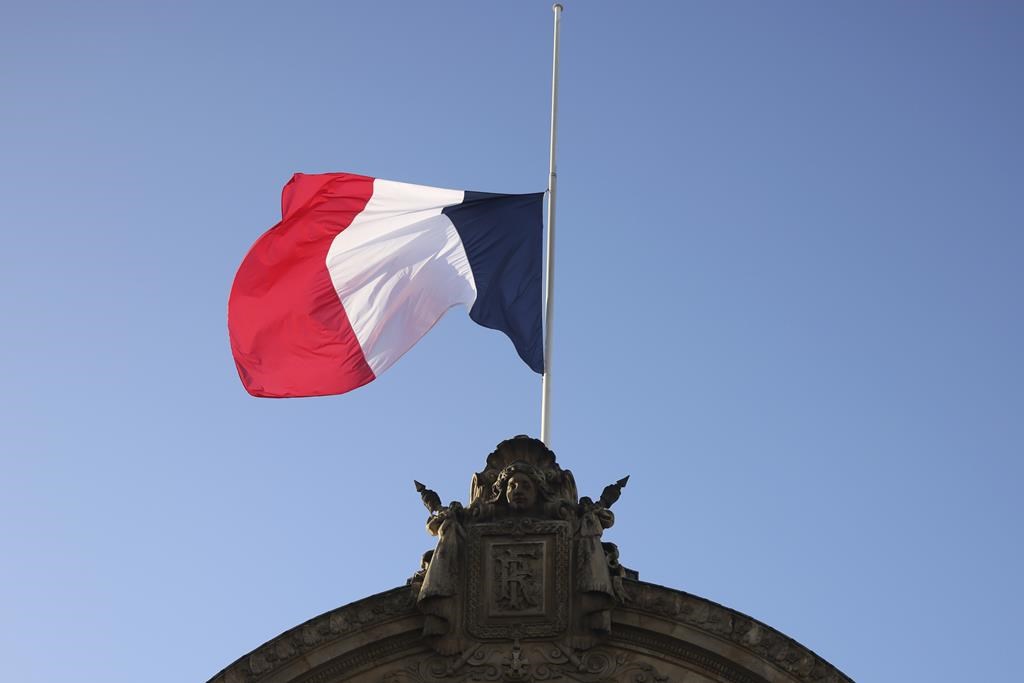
381 643 668 683
208 436 853 683
410 436 633 661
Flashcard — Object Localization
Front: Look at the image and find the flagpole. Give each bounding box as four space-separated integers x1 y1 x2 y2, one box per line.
541 3 562 447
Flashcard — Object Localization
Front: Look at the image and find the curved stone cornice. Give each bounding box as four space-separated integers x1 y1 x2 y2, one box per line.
208 588 419 683
618 581 852 683
208 581 851 683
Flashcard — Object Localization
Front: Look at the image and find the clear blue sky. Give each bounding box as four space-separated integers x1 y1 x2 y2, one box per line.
2 2 1021 681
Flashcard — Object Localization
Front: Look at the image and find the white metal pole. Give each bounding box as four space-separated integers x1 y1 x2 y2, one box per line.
540 3 562 447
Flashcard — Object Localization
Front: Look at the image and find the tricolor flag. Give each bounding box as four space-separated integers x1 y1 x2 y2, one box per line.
228 173 544 398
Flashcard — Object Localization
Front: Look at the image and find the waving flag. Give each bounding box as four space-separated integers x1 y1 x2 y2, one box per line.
228 173 544 398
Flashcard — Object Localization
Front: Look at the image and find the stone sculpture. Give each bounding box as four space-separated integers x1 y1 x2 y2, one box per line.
209 435 853 683
411 435 631 658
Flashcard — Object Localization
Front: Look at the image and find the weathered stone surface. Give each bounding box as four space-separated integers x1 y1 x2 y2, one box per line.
208 437 851 683
207 581 849 683
411 436 629 655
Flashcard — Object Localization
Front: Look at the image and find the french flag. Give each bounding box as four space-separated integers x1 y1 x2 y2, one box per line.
228 173 544 398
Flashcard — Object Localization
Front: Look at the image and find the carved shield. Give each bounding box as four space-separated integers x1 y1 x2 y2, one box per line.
465 519 570 640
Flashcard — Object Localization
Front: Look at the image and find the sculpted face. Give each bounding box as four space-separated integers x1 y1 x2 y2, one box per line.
505 473 538 512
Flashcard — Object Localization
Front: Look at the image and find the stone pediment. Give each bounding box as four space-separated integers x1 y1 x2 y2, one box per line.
209 437 852 683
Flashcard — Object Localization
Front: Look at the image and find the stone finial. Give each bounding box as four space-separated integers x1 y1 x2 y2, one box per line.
413 480 443 515
598 475 629 509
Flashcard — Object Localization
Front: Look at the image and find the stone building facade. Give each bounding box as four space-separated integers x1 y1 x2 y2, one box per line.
209 437 851 683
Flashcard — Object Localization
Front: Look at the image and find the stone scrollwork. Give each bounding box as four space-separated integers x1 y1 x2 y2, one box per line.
381 644 669 683
411 436 632 657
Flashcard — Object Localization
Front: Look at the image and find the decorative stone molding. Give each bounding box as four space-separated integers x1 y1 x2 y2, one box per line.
208 588 418 683
411 437 630 656
621 582 851 683
380 643 670 683
209 437 852 683
464 519 571 640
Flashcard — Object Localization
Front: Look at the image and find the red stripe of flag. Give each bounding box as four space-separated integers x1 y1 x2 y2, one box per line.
228 173 376 397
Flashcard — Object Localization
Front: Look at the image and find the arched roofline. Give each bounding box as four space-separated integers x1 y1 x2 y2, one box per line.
208 581 851 683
